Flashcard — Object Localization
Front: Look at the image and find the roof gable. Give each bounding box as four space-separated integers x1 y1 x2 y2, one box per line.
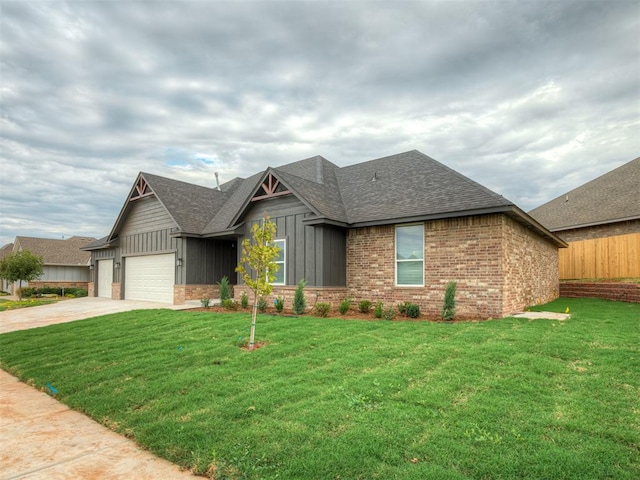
529 157 640 231
107 172 239 240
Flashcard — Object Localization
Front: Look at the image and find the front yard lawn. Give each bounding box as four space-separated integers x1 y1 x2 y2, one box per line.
0 297 638 479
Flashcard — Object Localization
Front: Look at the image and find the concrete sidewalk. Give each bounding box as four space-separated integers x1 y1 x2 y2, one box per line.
0 372 196 479
0 297 199 479
0 296 200 334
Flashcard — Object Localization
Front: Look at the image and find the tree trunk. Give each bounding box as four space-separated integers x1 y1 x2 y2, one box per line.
249 294 258 351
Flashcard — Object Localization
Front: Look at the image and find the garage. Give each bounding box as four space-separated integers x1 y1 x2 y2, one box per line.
124 254 175 303
97 259 113 298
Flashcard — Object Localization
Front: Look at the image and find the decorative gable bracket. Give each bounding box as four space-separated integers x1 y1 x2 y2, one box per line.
251 172 291 202
130 177 153 201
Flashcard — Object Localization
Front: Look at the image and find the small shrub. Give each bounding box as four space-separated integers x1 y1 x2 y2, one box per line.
382 307 396 321
0 290 9 296
373 301 384 319
338 298 351 315
257 297 268 313
293 279 307 314
240 292 249 309
397 302 407 315
404 302 420 319
314 302 331 318
222 298 239 310
442 281 457 321
274 296 284 313
19 287 35 298
358 300 372 314
218 276 231 301
201 296 210 308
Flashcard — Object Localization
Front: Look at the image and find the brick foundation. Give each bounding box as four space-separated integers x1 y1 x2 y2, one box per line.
112 283 121 300
174 284 221 305
560 282 640 303
88 282 95 297
233 284 348 312
28 281 89 290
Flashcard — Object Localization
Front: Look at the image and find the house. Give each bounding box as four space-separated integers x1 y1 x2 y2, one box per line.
0 243 14 292
2 236 96 293
529 157 640 280
84 150 566 318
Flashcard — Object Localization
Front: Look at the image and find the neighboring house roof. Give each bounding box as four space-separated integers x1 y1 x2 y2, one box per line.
0 243 14 260
92 150 566 247
529 157 640 231
14 236 96 265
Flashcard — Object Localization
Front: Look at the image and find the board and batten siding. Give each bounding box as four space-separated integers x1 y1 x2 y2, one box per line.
241 196 347 287
185 238 237 285
105 196 185 285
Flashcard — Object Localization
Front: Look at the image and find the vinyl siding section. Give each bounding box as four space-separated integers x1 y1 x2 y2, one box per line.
42 265 90 282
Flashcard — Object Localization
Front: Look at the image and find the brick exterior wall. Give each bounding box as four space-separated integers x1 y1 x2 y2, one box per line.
502 216 560 314
174 284 221 305
88 282 95 297
233 284 348 312
28 281 90 290
555 219 640 242
112 283 121 300
559 282 640 303
345 214 560 319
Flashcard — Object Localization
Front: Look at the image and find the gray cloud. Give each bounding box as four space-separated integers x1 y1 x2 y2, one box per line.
1 0 638 246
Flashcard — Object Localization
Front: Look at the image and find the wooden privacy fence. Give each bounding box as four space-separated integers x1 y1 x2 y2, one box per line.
559 232 640 279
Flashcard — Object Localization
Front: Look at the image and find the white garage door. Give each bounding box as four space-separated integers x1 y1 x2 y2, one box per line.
124 254 175 303
97 259 113 298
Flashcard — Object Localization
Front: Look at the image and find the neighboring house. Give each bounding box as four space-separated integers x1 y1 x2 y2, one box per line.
0 243 14 292
529 157 640 279
2 236 96 293
84 150 566 318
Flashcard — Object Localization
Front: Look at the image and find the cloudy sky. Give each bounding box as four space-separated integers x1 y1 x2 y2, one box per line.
1 0 638 247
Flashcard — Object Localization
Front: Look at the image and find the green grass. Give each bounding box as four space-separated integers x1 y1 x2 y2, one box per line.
1 297 638 479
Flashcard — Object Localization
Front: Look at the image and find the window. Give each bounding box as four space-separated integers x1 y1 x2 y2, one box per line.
272 239 286 285
395 224 424 286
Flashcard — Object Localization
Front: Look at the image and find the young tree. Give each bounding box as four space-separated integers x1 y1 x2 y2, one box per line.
235 217 280 350
0 250 44 300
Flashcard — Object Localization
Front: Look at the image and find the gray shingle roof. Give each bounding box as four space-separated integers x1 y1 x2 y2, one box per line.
529 157 640 231
337 150 514 224
95 150 562 246
0 243 14 260
14 236 96 265
141 172 233 234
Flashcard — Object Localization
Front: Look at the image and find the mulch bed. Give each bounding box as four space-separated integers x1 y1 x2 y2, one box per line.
186 305 479 322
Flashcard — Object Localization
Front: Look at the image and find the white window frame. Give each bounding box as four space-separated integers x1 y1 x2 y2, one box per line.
395 223 425 287
272 238 286 285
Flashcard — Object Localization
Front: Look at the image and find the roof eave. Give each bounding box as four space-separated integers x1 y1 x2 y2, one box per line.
348 205 515 228
506 207 568 248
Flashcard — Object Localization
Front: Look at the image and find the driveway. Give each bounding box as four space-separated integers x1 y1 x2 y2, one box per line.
0 296 200 479
0 296 199 334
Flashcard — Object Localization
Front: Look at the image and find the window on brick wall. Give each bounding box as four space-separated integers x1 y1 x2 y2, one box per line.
273 239 286 285
396 224 424 286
